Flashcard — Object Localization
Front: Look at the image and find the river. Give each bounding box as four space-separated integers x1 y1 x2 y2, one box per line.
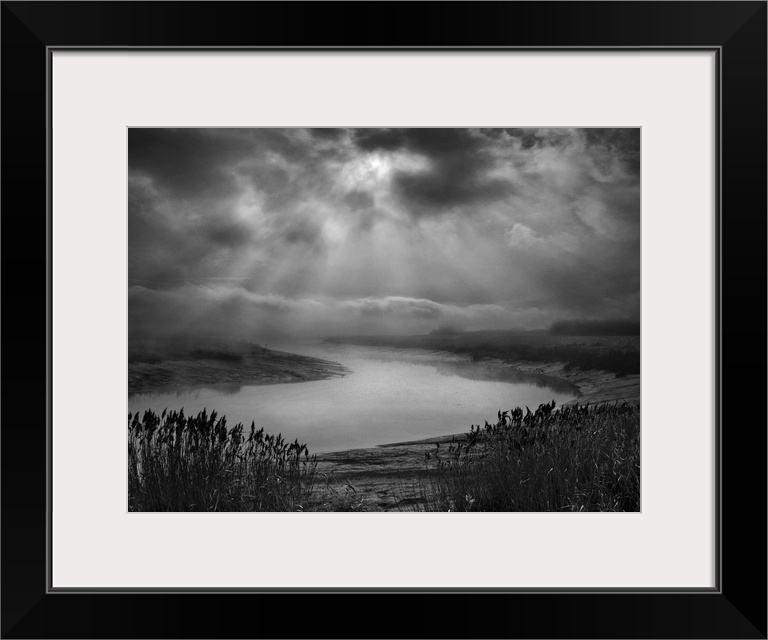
128 343 579 452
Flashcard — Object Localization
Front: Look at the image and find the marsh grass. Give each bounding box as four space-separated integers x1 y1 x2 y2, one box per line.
415 401 640 512
128 409 317 511
129 402 640 512
308 474 368 511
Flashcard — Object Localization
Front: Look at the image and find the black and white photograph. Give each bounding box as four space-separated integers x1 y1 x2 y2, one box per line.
4 0 763 632
128 127 641 512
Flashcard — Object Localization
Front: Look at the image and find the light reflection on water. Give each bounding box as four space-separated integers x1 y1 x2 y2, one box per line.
128 343 579 453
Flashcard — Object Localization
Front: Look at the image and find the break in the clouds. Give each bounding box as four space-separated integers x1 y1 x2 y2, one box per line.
129 128 640 344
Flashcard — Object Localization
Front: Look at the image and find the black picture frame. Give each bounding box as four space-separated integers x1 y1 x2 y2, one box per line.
2 2 765 638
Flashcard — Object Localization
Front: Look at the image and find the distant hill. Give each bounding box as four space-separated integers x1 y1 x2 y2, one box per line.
325 329 639 377
549 319 640 336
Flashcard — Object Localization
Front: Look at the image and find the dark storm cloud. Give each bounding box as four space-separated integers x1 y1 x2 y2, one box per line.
341 190 378 233
353 128 408 152
394 159 512 213
205 218 254 247
505 127 640 176
239 163 291 196
129 128 251 199
128 128 337 287
353 128 514 216
505 128 544 150
504 128 576 150
343 190 374 210
533 252 640 316
308 128 348 141
128 172 257 287
279 215 325 247
584 128 640 176
129 128 641 344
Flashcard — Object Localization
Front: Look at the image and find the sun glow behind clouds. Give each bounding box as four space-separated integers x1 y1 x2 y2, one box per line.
337 150 429 191
128 128 640 344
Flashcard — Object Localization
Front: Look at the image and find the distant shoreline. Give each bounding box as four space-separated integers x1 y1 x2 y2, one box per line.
312 340 639 511
128 347 349 395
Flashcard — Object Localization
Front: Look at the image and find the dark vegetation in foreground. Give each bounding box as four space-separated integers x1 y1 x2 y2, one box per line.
417 401 640 512
129 409 316 511
326 330 640 377
129 402 640 512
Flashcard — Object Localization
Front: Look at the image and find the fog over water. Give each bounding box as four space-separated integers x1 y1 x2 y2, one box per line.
128 344 579 452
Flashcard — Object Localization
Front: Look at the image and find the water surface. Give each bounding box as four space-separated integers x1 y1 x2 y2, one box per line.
128 343 579 452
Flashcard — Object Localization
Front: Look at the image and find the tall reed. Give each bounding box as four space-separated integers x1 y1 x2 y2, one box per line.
420 401 640 512
128 409 316 511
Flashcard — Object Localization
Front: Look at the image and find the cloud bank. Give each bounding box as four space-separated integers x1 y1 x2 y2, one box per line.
129 128 640 344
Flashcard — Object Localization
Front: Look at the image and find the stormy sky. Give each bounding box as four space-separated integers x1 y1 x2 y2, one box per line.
129 128 640 345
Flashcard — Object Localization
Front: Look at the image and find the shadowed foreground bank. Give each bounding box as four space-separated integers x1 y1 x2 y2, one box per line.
128 401 639 512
